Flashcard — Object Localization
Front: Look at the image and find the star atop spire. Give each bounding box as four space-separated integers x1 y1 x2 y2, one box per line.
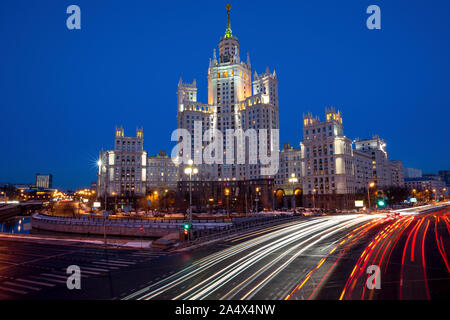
224 4 233 38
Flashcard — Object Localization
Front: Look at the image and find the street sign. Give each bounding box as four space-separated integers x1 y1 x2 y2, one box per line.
93 201 101 208
355 200 364 207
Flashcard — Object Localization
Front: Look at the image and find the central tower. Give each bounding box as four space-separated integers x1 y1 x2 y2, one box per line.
208 4 252 109
177 4 279 182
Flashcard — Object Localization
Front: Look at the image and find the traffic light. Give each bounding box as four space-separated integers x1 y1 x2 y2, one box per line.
183 222 191 240
377 198 386 208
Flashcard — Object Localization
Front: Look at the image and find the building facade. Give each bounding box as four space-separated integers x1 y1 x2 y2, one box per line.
404 167 422 179
36 174 52 189
353 136 404 189
404 177 446 197
97 127 148 206
147 151 178 192
300 108 356 209
438 170 450 187
274 143 302 208
174 5 279 211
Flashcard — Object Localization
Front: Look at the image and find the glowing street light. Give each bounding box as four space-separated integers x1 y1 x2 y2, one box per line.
224 188 230 217
288 173 298 209
367 181 375 212
184 160 198 240
312 188 317 209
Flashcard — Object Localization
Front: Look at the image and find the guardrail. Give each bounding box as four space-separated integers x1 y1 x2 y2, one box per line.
31 213 232 237
176 214 305 249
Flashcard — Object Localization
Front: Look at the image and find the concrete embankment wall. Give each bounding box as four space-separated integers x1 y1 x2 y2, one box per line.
31 213 231 238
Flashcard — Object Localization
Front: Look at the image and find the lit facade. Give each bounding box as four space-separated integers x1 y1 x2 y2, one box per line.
300 108 356 207
97 127 147 201
353 135 404 188
147 151 178 191
175 5 279 183
36 173 52 189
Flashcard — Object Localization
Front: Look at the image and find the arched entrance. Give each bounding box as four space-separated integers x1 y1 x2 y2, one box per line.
275 189 285 209
294 189 303 208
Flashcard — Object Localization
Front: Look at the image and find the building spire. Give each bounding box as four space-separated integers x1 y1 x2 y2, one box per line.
224 4 232 38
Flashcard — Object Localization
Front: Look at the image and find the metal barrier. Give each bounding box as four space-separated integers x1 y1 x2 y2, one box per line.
177 215 304 249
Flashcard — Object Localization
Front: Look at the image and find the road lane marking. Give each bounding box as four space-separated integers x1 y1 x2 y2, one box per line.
80 266 110 272
0 285 27 295
98 259 136 264
92 261 128 267
16 278 55 287
4 281 40 291
30 275 66 284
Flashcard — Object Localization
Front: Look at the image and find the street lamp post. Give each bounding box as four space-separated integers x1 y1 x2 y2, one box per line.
97 155 108 212
312 188 317 209
288 173 298 210
184 160 198 240
367 182 375 213
112 192 117 213
255 187 260 213
272 190 276 212
224 188 230 218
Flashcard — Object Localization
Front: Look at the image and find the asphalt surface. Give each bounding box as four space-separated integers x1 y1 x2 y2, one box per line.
0 240 170 299
0 205 448 300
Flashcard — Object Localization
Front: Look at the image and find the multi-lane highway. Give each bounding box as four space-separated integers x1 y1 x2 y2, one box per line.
0 204 448 300
124 204 450 300
124 213 384 300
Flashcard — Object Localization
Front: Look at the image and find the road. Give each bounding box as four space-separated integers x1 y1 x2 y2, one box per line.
124 214 382 300
0 239 170 299
0 204 448 300
124 205 449 300
301 204 450 300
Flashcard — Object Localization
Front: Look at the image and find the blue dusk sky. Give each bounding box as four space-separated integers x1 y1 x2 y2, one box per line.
0 0 449 190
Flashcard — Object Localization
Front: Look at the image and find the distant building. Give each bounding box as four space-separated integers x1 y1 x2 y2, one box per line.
404 177 446 196
36 174 52 189
438 170 450 187
404 167 422 179
353 136 404 188
390 160 405 188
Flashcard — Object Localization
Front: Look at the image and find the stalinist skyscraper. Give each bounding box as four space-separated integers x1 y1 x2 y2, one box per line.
175 4 279 209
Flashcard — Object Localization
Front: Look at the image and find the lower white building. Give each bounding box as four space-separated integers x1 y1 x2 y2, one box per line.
300 108 356 208
97 127 147 202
